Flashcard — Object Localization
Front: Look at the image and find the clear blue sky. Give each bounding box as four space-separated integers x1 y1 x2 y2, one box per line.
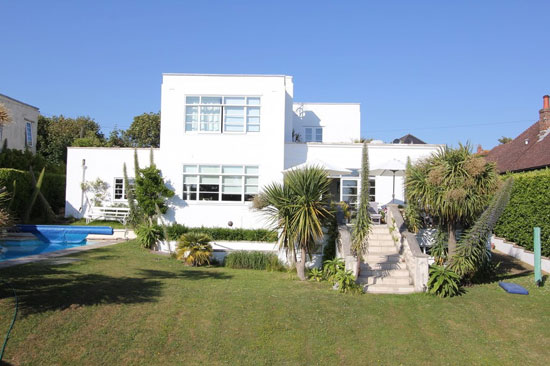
1 0 549 150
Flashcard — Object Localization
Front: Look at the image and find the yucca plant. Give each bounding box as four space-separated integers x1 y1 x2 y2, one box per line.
333 269 361 294
255 166 332 281
323 258 345 281
136 223 164 249
176 232 213 266
406 144 498 258
427 265 462 298
308 268 324 282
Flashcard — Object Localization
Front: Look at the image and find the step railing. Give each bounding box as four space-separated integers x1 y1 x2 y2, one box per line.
385 204 429 292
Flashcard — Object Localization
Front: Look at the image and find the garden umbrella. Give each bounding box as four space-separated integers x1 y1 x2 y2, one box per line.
370 159 406 204
284 159 352 176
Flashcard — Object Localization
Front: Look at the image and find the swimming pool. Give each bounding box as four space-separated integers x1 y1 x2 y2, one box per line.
0 239 91 261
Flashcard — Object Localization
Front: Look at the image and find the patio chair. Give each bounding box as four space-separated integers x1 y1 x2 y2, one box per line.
368 202 382 224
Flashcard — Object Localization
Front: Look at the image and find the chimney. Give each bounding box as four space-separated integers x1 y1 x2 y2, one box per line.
540 95 550 131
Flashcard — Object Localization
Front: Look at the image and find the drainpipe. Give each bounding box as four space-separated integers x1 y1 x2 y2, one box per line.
80 159 86 213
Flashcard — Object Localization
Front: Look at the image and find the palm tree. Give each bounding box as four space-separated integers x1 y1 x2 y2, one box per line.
176 232 213 266
255 166 332 280
0 103 11 127
406 144 497 258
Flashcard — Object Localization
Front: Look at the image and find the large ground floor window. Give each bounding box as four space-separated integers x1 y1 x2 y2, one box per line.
183 164 259 202
340 177 375 208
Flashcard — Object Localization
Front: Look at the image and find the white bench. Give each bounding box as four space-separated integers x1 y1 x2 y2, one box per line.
85 206 130 225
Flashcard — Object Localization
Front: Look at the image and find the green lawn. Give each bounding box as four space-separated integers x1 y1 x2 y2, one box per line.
0 242 548 366
68 218 127 229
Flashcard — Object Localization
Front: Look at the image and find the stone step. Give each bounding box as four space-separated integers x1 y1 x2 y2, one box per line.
358 275 411 286
361 262 408 271
367 239 395 246
371 227 390 233
367 235 394 241
364 254 402 263
361 268 410 277
363 283 415 294
366 246 398 254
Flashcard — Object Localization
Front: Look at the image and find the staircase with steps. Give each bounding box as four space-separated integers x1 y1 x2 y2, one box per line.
357 224 415 294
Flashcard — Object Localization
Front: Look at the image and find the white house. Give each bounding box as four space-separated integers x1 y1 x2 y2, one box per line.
65 73 442 229
0 93 39 153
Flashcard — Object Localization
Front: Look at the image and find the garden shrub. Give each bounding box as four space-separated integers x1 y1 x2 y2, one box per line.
427 265 462 298
166 223 277 242
136 223 164 249
0 168 65 220
0 147 65 175
494 169 550 256
176 232 213 266
224 251 283 271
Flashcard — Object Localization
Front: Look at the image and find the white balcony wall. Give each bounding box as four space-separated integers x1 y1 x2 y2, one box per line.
291 103 360 143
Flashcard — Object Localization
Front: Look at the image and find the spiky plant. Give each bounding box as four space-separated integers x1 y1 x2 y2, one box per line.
256 166 332 280
449 178 513 281
351 142 372 274
406 144 498 258
176 232 213 266
0 103 11 126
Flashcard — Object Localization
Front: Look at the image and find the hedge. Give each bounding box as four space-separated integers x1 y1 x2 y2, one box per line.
494 168 550 257
0 168 66 220
166 223 277 242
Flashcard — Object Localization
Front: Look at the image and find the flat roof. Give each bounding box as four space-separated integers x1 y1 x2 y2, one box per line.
293 102 361 105
162 73 291 78
0 93 39 110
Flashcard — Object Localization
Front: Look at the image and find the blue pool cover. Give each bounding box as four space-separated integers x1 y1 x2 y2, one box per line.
16 225 113 244
498 281 529 295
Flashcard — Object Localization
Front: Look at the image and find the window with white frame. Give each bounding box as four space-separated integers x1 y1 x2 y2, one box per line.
114 177 135 200
185 96 261 133
25 122 33 147
183 164 259 202
304 127 322 142
341 177 376 208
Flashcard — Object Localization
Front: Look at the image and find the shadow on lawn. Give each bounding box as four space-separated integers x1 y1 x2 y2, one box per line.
0 265 162 317
139 268 233 281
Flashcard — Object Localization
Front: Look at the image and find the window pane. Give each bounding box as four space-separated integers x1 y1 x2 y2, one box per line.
247 125 260 132
343 187 357 195
247 97 260 105
245 176 258 185
305 128 312 141
199 184 219 192
183 175 198 184
185 106 198 120
186 96 200 104
222 176 242 185
183 165 198 173
222 194 242 201
224 97 245 105
245 185 258 194
224 106 245 132
199 192 219 201
222 166 243 174
247 107 260 117
342 180 357 187
245 166 259 175
201 97 222 104
315 128 323 142
200 175 219 184
199 165 219 174
200 106 221 131
186 123 197 132
222 185 241 194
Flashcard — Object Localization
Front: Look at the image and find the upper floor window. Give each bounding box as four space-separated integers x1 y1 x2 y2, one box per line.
185 96 261 133
25 122 33 147
305 127 322 142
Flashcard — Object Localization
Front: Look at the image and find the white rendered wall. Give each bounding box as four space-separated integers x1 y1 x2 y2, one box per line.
291 103 360 143
0 94 39 153
65 147 157 218
284 143 442 206
157 74 292 228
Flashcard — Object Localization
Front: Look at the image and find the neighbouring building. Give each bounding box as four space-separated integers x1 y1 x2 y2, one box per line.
392 133 426 144
0 93 39 153
65 74 442 228
486 95 550 173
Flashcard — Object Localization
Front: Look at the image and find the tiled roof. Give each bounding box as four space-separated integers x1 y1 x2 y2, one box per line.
486 121 550 172
395 134 426 144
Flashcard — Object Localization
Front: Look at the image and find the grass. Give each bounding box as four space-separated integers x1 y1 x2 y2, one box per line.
68 218 127 229
0 243 548 366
